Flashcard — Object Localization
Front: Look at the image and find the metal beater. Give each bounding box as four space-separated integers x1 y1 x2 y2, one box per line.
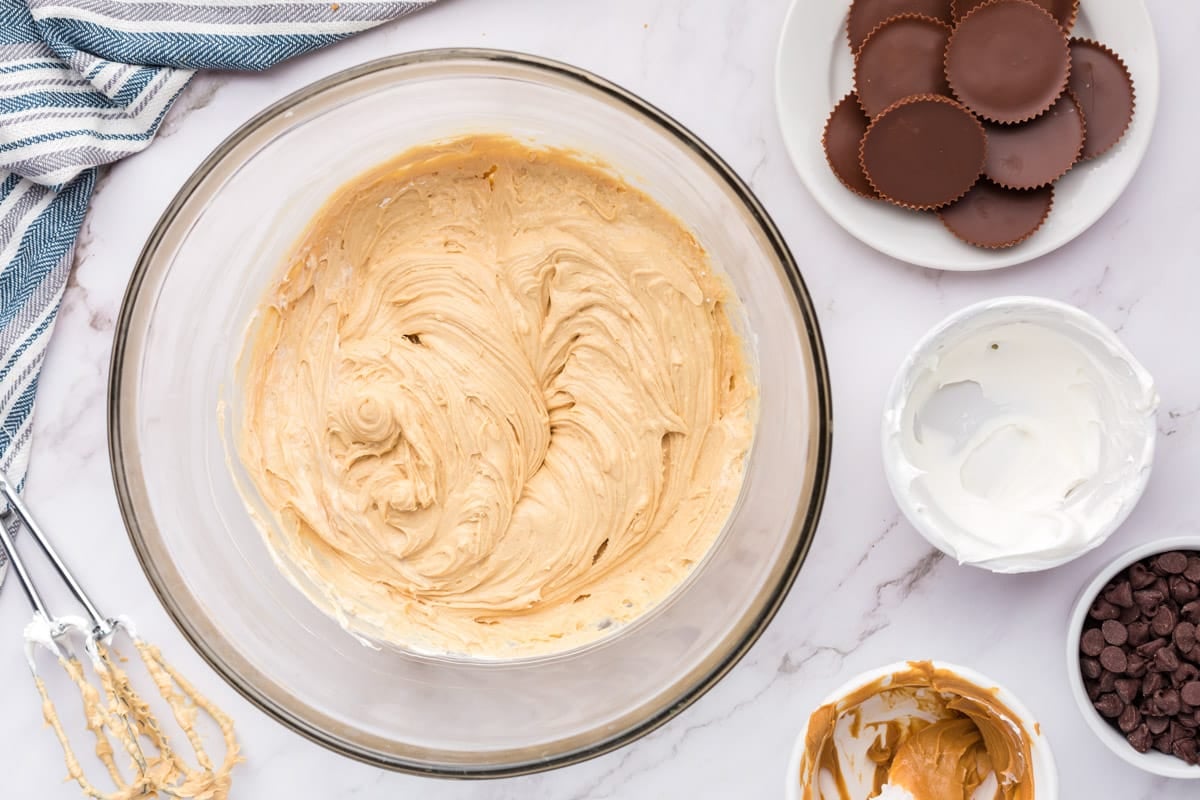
0 472 240 800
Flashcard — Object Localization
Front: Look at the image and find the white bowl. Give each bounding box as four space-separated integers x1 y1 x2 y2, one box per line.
882 297 1158 573
1067 536 1200 779
784 660 1059 799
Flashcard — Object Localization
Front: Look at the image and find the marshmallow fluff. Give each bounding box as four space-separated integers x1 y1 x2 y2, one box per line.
884 299 1158 572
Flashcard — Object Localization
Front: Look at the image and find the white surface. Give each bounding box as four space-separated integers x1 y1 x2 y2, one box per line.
2 0 1197 797
882 297 1158 573
775 0 1160 270
1066 536 1200 780
784 661 1057 799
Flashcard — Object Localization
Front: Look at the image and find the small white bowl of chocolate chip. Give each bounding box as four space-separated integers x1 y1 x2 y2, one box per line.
1068 537 1200 779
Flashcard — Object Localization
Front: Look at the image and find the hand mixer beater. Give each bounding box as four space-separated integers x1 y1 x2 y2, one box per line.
0 473 240 799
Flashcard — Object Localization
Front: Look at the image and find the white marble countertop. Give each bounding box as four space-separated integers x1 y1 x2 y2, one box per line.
2 0 1197 796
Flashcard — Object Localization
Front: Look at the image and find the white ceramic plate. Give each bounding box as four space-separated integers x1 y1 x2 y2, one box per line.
775 0 1160 271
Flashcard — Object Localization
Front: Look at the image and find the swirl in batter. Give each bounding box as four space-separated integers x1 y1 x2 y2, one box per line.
237 135 755 657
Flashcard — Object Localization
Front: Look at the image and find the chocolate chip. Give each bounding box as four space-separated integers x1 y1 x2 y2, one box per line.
1183 601 1200 625
1091 597 1122 621
1159 552 1190 575
1148 715 1171 735
1127 654 1150 678
1171 576 1200 604
1087 681 1103 701
1081 627 1106 656
1134 589 1165 615
1118 704 1142 733
1103 619 1129 646
1186 556 1200 583
1099 670 1119 693
1119 603 1142 624
1144 671 1167 697
1101 646 1129 673
1175 622 1197 654
1153 606 1179 638
1081 657 1102 679
1128 621 1151 647
1176 663 1200 685
1096 693 1124 718
1131 562 1158 589
1155 688 1183 716
1156 646 1181 672
1183 682 1200 707
1138 637 1169 658
1173 738 1200 765
1128 723 1153 753
1106 580 1135 608
1154 733 1175 754
1115 677 1141 705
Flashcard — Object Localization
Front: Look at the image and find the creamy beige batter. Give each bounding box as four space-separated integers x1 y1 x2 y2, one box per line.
237 135 755 657
799 662 1036 800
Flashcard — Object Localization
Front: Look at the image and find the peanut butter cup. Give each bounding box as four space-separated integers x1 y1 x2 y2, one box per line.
860 95 986 209
952 0 1078 30
846 0 953 50
1069 38 1136 159
984 92 1084 189
822 94 879 199
937 180 1053 248
945 0 1071 124
854 14 953 118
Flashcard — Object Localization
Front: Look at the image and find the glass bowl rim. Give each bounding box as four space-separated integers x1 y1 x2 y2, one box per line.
107 47 834 778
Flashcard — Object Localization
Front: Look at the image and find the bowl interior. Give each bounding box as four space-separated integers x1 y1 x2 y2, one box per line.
110 50 831 775
1066 537 1200 780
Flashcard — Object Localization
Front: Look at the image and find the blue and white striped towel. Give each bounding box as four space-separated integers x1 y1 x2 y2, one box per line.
0 0 437 490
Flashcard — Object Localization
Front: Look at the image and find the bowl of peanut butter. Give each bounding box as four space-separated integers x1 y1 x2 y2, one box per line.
787 660 1058 800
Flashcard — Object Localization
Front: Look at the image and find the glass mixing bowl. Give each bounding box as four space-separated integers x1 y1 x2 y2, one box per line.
109 49 831 776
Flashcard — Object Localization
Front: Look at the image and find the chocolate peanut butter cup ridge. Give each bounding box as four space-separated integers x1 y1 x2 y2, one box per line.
945 0 1071 124
984 91 1085 189
1069 38 1136 160
846 0 953 50
952 0 1078 30
822 93 880 199
860 94 987 210
854 14 953 118
937 180 1053 248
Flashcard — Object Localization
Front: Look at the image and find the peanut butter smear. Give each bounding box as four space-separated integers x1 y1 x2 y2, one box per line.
799 662 1036 800
237 135 755 657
